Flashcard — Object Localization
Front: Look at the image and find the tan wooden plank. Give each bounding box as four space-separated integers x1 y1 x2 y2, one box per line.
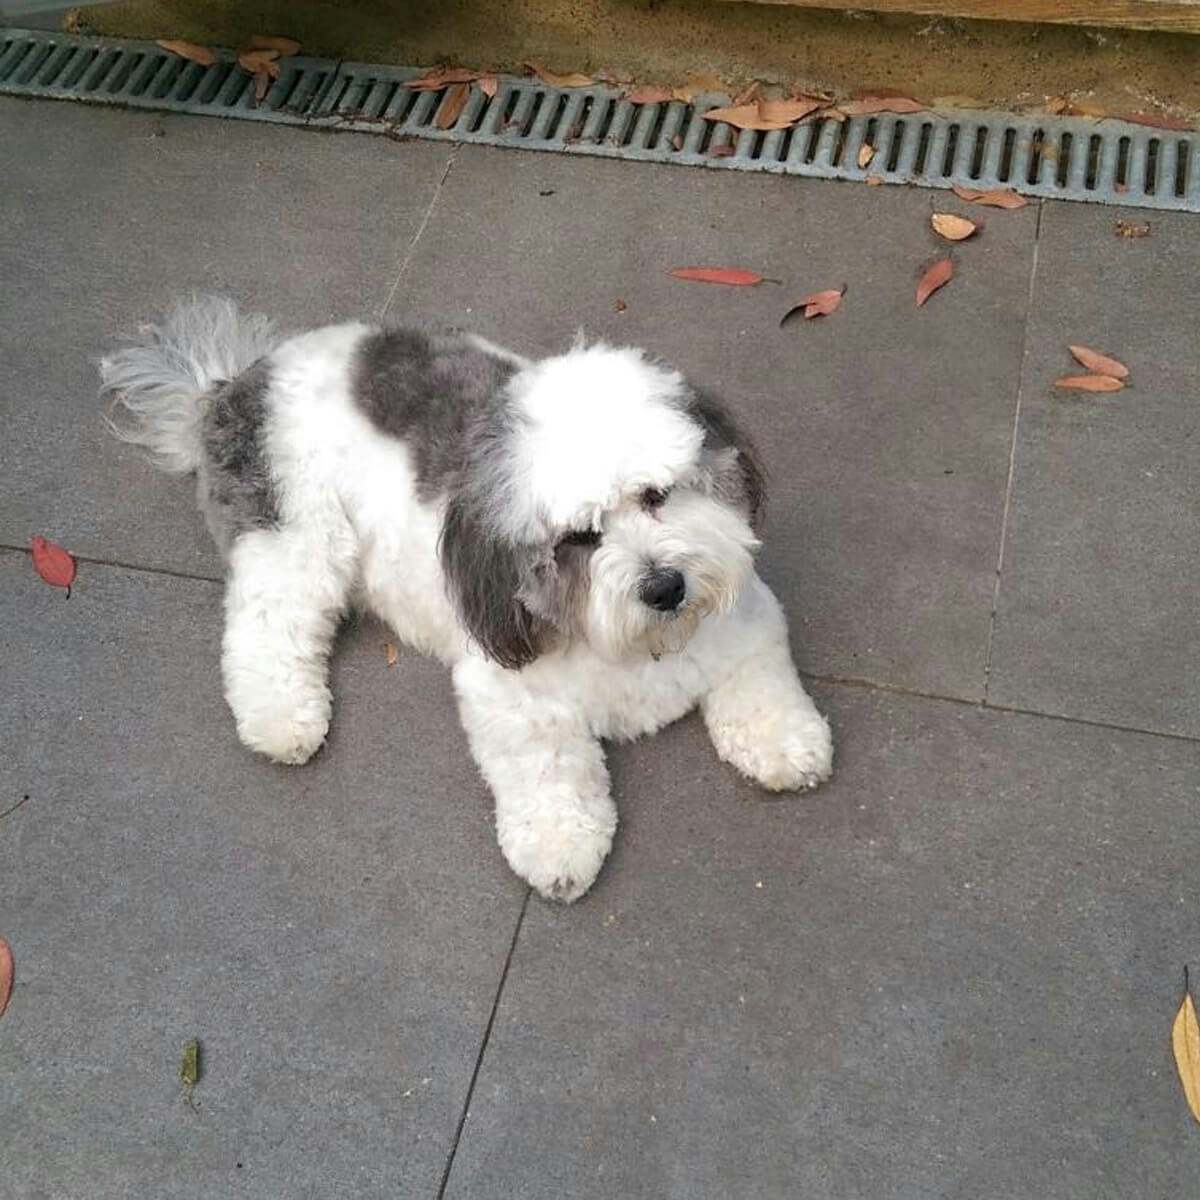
719 0 1200 34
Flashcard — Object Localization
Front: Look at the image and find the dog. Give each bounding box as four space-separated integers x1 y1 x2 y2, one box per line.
100 297 833 902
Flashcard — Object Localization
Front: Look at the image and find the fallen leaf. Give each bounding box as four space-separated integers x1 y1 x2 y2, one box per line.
30 536 76 593
180 1038 200 1087
626 85 673 104
1174 971 1200 1126
780 286 845 325
435 81 470 129
1069 345 1129 379
670 266 768 286
252 68 273 104
245 34 300 57
857 143 875 169
731 80 762 106
1054 374 1124 392
931 212 978 241
708 143 737 157
1116 219 1150 238
672 74 725 104
1044 96 1068 115
1114 182 1130 193
758 97 823 124
478 75 498 99
932 94 984 109
237 48 280 73
819 107 848 123
614 299 628 313
155 39 218 67
866 175 884 185
384 641 399 667
916 256 954 307
789 86 833 103
1118 110 1193 131
1064 100 1110 119
950 184 1028 210
524 61 594 88
700 103 792 132
0 938 11 1019
840 92 926 116
408 65 483 92
671 132 684 151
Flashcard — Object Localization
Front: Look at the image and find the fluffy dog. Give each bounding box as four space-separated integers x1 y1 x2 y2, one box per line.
101 297 833 901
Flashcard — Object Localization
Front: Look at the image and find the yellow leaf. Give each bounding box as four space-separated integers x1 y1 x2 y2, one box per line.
857 143 874 169
1173 980 1200 1125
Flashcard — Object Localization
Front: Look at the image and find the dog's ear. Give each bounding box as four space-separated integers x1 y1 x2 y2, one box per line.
440 491 547 670
688 389 767 529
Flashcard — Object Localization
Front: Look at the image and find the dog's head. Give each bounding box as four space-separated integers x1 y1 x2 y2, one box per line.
440 341 764 668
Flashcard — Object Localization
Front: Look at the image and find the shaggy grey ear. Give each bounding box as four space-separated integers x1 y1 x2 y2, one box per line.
688 389 767 528
440 492 546 670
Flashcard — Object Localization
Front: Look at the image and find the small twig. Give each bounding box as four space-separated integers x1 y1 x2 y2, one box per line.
0 794 29 822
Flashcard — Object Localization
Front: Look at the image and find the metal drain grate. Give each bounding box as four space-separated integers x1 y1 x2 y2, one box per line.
3 26 1198 212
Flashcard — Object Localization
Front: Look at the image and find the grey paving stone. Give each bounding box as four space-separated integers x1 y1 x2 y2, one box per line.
394 147 1038 701
988 201 1200 737
0 554 523 1200
445 684 1200 1200
0 99 453 579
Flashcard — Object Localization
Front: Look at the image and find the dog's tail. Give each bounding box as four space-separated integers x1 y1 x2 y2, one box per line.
100 295 278 474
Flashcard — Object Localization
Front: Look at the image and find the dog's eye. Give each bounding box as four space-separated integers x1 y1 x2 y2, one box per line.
641 487 670 511
559 528 601 549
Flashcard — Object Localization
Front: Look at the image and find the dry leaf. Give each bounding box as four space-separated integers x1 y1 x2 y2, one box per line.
1044 96 1068 115
865 175 884 186
950 184 1028 210
672 75 725 104
408 65 483 92
758 97 823 124
731 80 762 106
1174 973 1200 1125
857 143 874 169
700 103 792 132
245 34 300 57
931 212 978 241
670 266 767 287
30 536 76 593
709 143 736 158
237 48 280 73
385 642 399 667
252 69 272 104
155 39 218 67
1054 374 1124 392
614 299 628 313
932 94 984 109
524 61 593 88
0 938 11 1019
1116 219 1150 238
478 75 498 99
1114 182 1130 194
819 107 848 123
916 256 954 307
781 286 845 325
1118 110 1192 131
840 93 926 116
671 132 684 151
435 81 470 129
626 85 673 104
1069 345 1129 379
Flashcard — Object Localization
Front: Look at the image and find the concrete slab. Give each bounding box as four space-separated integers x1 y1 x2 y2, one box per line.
0 99 453 579
396 146 1037 700
989 201 1200 738
444 683 1200 1200
0 554 523 1199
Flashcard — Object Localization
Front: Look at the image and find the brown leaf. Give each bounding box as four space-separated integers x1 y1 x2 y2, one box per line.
1116 219 1150 238
155 39 218 67
0 937 11 1019
700 103 792 132
614 299 628 314
626 85 673 104
435 81 470 129
758 97 823 124
672 75 725 104
245 34 300 57
408 65 483 92
932 94 984 109
781 286 845 326
916 256 954 307
731 80 762 106
385 642 399 667
1044 96 1068 115
670 266 767 287
30 535 76 592
253 68 272 104
1068 345 1129 379
931 212 978 241
708 143 736 157
478 75 498 99
1114 182 1130 194
524 61 593 88
237 48 280 74
840 93 926 116
866 175 884 186
857 143 874 169
1174 973 1200 1126
671 132 684 151
819 107 848 123
1064 100 1109 119
1054 374 1124 392
1118 110 1193 131
950 185 1028 210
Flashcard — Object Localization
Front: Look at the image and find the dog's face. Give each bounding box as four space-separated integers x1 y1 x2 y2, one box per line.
441 343 765 667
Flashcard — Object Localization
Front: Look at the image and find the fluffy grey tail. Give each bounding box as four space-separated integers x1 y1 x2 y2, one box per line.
100 295 277 475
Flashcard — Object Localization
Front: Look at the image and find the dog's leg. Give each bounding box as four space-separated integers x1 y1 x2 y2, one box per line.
701 579 833 792
453 660 616 903
222 526 355 765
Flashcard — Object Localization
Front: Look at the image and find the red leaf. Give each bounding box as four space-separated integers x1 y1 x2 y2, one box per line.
31 536 76 592
0 938 11 1019
916 256 954 307
1068 345 1129 379
435 81 470 129
245 34 300 57
781 286 845 325
1117 110 1193 131
670 266 766 286
1054 374 1124 393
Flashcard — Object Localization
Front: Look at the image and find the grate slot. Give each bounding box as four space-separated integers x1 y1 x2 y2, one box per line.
1171 139 1190 197
104 49 143 93
1144 137 1161 195
80 48 121 92
659 101 688 152
0 38 35 81
532 90 568 140
15 41 53 85
969 125 988 179
35 43 74 87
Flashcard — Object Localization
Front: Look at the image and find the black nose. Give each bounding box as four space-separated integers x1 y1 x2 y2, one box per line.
639 567 686 612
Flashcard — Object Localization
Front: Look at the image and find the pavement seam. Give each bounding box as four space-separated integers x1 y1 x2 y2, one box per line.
437 888 531 1200
982 196 1045 704
378 145 461 321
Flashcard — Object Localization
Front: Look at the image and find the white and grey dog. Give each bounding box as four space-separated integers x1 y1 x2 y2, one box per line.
101 297 832 902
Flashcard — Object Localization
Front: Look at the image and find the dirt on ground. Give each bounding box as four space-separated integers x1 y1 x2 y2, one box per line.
75 0 1200 119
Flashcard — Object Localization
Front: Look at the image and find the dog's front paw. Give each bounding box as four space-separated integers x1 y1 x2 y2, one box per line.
232 689 332 766
498 801 616 903
713 713 834 793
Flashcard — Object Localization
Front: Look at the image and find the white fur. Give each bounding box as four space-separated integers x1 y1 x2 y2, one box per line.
102 300 833 903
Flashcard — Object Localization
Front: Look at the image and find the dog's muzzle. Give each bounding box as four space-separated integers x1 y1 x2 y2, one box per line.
639 566 686 613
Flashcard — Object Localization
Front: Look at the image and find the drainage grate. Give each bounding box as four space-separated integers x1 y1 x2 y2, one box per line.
3 25 1198 212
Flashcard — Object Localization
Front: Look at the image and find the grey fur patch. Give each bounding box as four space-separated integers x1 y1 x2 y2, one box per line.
352 326 520 498
200 359 279 550
686 388 767 528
